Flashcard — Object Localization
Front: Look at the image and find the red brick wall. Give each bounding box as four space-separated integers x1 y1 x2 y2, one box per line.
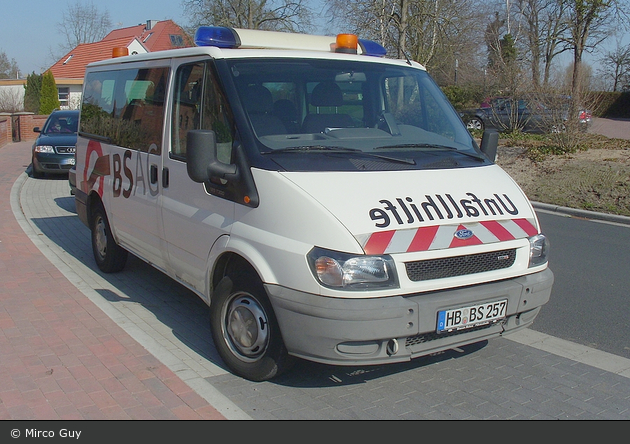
0 115 11 148
18 114 49 142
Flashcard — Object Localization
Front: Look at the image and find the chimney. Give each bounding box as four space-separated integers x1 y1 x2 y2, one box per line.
146 20 158 30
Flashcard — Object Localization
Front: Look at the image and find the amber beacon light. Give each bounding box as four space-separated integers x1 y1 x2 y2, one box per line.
335 34 359 54
112 47 129 58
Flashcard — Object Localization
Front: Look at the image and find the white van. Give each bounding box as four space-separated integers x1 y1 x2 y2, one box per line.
75 27 553 381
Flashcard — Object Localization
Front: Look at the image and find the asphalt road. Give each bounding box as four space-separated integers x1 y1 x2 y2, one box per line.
531 211 630 359
588 116 630 140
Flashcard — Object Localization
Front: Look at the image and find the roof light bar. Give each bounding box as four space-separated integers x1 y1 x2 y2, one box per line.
194 26 240 48
194 26 387 57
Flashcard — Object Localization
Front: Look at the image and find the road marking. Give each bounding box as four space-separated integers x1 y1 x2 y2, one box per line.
506 328 630 379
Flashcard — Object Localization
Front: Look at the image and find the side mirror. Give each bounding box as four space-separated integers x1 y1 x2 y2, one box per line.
33 127 41 133
479 130 499 162
186 129 237 183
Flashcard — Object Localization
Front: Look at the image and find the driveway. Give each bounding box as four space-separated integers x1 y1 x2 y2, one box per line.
589 117 630 140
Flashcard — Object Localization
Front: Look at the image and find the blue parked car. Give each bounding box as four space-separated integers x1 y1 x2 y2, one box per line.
31 109 79 178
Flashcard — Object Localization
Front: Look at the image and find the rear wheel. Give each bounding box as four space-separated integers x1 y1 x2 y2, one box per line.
466 117 485 131
210 266 293 381
91 202 128 273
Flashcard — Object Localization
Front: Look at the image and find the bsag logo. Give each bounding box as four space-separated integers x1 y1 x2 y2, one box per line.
82 141 160 198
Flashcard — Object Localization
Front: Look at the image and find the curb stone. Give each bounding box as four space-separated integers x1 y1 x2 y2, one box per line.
532 201 630 226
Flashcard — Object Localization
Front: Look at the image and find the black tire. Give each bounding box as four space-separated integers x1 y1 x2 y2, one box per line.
466 117 485 131
90 202 128 273
210 267 293 381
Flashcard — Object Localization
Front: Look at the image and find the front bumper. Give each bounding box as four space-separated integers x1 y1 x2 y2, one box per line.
266 268 553 365
33 153 75 174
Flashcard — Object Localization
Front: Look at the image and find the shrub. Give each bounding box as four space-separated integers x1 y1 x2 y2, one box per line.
38 71 60 114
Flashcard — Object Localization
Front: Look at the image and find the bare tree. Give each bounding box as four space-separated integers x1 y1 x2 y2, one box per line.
598 42 630 91
0 50 20 79
0 88 23 112
517 0 571 88
182 0 314 33
560 0 629 122
324 0 487 85
57 1 113 52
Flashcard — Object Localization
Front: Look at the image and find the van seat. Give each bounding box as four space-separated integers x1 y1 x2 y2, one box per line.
302 81 354 133
242 85 287 136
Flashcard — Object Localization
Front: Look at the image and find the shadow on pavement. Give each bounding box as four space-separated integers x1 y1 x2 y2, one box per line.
271 340 488 388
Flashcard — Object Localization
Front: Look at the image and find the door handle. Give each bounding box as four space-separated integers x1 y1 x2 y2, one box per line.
150 164 158 184
162 167 169 188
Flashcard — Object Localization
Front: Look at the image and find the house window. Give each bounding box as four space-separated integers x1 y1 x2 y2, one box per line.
170 35 184 47
58 87 70 108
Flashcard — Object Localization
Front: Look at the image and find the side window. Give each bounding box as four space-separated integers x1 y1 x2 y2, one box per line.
171 63 204 159
171 61 234 162
80 68 168 153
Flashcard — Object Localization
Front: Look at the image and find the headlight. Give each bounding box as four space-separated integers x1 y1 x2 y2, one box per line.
34 145 55 153
307 247 398 290
528 234 550 268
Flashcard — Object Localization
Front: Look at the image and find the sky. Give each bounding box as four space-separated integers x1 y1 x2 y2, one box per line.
1 1 623 79
0 1 189 76
1 0 331 78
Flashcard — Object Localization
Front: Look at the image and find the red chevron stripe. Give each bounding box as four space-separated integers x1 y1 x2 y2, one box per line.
480 220 515 241
513 218 538 236
407 225 440 252
363 230 395 254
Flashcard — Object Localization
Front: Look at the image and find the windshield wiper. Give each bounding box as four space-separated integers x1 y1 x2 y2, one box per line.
266 145 360 153
264 146 416 165
375 143 486 161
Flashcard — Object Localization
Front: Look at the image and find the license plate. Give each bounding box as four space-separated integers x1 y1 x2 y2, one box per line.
437 299 507 333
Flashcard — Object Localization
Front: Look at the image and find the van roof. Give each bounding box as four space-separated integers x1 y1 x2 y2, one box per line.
85 27 426 71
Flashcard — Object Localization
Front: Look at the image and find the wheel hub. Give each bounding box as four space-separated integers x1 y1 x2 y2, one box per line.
94 217 107 259
225 295 269 362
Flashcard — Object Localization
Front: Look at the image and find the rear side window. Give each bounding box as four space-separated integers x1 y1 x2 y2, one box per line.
80 67 169 153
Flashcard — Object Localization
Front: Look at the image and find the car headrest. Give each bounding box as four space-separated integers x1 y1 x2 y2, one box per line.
310 81 343 107
243 85 274 114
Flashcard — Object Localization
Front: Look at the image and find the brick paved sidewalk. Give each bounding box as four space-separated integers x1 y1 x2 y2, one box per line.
0 142 225 420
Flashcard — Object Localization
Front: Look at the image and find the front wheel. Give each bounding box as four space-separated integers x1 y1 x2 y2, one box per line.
466 117 485 131
31 158 44 178
210 268 293 381
90 202 128 273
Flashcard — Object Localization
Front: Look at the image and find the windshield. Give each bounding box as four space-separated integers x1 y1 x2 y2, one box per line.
228 58 484 170
43 113 79 135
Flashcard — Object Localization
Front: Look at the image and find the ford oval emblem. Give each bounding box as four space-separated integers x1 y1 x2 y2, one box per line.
454 229 474 240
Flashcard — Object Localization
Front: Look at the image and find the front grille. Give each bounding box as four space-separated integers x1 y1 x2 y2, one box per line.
56 146 76 154
405 248 516 282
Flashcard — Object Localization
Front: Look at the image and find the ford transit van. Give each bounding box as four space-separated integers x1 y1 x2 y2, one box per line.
75 27 553 381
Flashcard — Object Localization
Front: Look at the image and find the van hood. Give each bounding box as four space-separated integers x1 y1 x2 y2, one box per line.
280 165 539 255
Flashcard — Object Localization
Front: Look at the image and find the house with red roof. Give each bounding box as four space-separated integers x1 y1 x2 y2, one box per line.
0 20 193 112
49 19 193 109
